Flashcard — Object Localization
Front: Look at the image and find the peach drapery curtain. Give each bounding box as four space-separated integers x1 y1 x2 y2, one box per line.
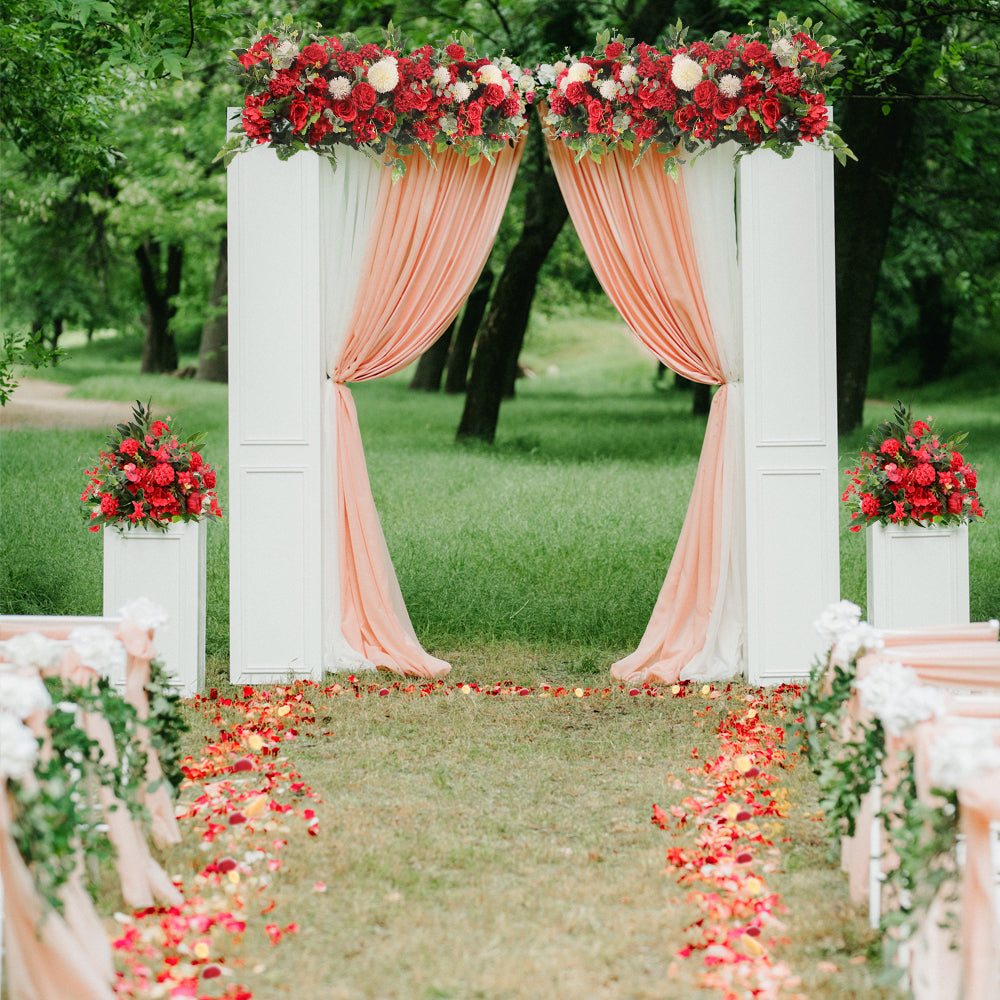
321 143 523 677
545 137 744 684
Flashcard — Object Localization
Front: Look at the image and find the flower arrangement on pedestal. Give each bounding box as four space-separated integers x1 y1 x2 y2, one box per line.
541 13 853 172
841 401 986 532
81 400 223 532
221 18 537 175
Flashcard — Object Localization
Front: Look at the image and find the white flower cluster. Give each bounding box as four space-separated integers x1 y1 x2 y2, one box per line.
0 711 38 781
854 659 941 737
68 626 127 678
537 63 562 87
118 596 169 632
928 724 1000 791
0 672 51 720
367 56 399 93
329 75 353 99
718 73 742 98
832 622 884 666
1 632 63 672
670 54 703 91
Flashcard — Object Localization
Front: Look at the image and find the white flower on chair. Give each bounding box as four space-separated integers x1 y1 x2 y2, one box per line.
854 659 940 736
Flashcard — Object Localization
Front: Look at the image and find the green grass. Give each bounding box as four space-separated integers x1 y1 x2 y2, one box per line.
3 308 998 658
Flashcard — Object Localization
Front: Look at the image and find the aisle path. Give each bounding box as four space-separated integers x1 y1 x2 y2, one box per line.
1 378 134 430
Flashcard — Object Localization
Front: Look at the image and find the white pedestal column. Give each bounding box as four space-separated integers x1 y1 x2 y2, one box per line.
103 521 207 695
738 144 841 684
866 522 970 629
227 132 326 683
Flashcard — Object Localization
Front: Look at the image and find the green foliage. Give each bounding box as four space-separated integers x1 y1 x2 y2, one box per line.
1 328 61 404
146 658 190 798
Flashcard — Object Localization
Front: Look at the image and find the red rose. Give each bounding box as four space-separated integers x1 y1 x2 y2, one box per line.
693 80 718 110
186 494 204 514
463 101 484 133
713 96 739 120
760 96 781 129
741 41 768 65
445 44 465 61
300 43 328 67
372 106 396 132
332 98 357 122
352 82 377 110
674 105 698 131
738 116 762 143
947 493 965 514
587 100 605 131
950 451 964 470
565 81 587 104
483 83 505 107
289 98 310 132
189 450 203 470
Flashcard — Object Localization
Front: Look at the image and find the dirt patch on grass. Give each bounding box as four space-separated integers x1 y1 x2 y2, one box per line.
1 378 134 431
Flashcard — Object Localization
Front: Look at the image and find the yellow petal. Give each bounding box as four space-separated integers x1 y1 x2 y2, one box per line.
735 756 753 773
741 933 766 957
227 870 240 884
745 876 764 895
574 688 584 698
247 734 264 752
244 794 270 819
277 705 291 717
194 942 211 959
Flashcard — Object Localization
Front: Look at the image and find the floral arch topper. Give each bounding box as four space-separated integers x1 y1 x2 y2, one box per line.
220 12 853 176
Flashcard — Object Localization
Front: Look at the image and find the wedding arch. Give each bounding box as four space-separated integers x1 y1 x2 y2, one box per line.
225 20 844 687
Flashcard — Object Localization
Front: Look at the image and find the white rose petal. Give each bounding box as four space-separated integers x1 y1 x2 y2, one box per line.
537 63 558 87
566 61 593 84
518 72 535 93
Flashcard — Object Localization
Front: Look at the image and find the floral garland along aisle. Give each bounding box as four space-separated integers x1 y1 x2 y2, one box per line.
221 12 852 176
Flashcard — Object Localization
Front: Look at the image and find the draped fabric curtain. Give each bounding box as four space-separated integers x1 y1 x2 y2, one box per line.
545 137 745 684
320 142 523 677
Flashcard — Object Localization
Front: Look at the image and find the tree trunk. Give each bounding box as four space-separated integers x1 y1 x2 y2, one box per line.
197 236 229 382
445 266 493 394
136 240 182 373
915 272 954 383
456 123 568 443
454 0 678 443
409 320 454 391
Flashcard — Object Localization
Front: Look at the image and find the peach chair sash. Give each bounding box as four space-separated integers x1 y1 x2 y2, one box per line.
0 617 182 845
0 792 115 1000
545 136 745 684
320 143 523 677
857 641 1000 691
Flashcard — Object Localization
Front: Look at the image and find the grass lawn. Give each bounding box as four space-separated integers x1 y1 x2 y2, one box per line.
3 311 998 997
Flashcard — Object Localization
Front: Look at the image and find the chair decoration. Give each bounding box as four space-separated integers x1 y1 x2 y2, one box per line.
797 604 1000 999
0 613 188 999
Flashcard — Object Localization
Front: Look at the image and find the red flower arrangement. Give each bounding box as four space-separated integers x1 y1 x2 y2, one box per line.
542 15 853 173
842 401 986 532
221 20 536 176
81 400 223 532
